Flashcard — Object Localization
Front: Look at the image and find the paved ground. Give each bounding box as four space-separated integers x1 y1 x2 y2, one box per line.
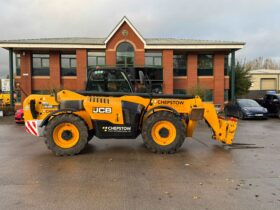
0 116 280 210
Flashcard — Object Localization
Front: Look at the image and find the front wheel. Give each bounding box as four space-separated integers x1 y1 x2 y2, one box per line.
142 111 185 154
87 129 94 142
238 111 245 120
45 114 88 156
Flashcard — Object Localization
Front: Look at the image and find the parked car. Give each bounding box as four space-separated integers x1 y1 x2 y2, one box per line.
224 99 268 119
15 109 24 124
255 91 280 118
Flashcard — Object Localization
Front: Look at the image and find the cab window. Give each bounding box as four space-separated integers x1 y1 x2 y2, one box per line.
87 70 132 93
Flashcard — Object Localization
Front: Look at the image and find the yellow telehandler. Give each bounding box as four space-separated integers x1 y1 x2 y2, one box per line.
23 68 237 156
0 93 10 106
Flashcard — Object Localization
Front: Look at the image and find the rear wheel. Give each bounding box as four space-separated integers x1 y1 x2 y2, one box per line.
142 111 185 154
45 114 88 156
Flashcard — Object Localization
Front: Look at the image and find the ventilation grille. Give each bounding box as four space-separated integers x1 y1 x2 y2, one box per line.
89 97 110 104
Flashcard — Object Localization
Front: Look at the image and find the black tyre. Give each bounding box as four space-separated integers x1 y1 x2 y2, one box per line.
142 111 185 154
45 114 88 156
87 129 94 142
239 111 245 120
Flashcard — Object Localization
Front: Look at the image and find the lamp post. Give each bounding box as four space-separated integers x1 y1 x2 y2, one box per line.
231 50 236 101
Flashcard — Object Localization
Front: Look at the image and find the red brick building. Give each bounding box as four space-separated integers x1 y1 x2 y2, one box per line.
0 17 244 108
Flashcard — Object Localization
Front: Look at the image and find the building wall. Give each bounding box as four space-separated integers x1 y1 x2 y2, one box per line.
213 53 225 104
17 51 228 105
16 22 229 106
16 51 32 109
49 51 60 89
187 54 198 90
106 22 145 67
173 53 226 104
163 50 173 94
17 49 88 103
250 74 280 91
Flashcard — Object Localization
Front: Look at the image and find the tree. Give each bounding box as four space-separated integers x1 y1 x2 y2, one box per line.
188 85 207 98
187 85 212 101
245 57 280 70
230 61 252 98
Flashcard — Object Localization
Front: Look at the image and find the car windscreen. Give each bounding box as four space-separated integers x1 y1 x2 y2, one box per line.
238 99 260 107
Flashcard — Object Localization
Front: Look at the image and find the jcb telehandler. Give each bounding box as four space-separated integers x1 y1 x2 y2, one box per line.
0 93 10 106
23 68 237 156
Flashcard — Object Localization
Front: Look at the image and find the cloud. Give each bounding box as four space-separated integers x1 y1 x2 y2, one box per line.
0 0 279 76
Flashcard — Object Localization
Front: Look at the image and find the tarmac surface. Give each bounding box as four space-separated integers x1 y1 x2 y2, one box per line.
0 116 280 210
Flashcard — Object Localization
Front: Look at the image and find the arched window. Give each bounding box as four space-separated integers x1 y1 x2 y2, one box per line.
116 42 134 67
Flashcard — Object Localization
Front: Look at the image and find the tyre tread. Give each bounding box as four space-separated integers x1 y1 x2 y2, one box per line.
142 111 185 154
44 114 88 156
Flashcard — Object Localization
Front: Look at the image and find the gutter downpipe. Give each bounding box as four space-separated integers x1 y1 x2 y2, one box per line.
9 48 14 108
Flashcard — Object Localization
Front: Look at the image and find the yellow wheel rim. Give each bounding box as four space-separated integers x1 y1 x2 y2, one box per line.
151 121 176 146
53 123 80 149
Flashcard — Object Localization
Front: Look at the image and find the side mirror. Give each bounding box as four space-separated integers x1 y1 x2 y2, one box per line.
273 98 279 103
139 71 145 85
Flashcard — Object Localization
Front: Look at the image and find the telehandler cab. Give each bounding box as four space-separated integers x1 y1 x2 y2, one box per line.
23 68 237 156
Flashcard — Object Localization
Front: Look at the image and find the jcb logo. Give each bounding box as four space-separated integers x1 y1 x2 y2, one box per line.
93 107 112 114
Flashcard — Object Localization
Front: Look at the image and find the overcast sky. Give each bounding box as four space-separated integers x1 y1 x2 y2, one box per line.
0 0 279 77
